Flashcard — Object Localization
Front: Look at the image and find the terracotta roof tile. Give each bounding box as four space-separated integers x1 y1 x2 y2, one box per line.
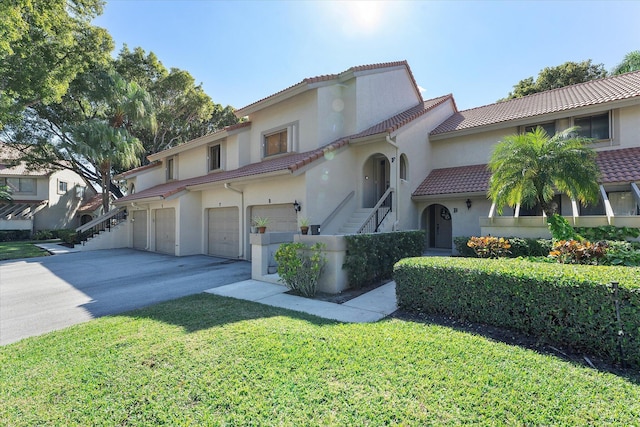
115 161 162 179
117 98 448 204
351 95 452 139
413 164 491 197
78 194 104 212
237 61 421 114
413 147 640 197
432 70 640 135
597 147 640 183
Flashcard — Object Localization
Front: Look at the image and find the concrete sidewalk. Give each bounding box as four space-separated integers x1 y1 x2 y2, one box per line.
205 280 397 323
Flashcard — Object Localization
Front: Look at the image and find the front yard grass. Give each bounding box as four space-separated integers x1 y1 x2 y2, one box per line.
0 241 49 260
1 294 639 425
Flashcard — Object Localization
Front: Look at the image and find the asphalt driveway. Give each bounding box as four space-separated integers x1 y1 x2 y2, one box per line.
0 248 251 345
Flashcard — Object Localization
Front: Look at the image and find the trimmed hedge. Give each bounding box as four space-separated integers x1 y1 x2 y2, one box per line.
0 230 31 242
394 256 640 367
454 236 552 258
343 230 425 288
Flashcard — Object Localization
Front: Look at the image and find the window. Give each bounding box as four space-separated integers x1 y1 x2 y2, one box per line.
574 113 610 140
519 195 562 216
58 180 68 194
1 177 36 194
209 144 221 171
399 154 408 180
609 192 639 216
166 158 174 180
264 129 288 157
524 122 556 136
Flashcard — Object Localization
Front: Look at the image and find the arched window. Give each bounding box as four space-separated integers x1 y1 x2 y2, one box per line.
399 154 408 180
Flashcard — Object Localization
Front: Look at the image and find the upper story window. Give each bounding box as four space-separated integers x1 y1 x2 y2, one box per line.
166 157 175 181
574 112 610 140
524 122 556 136
264 129 288 157
1 177 36 195
399 154 408 181
209 144 222 171
57 180 68 194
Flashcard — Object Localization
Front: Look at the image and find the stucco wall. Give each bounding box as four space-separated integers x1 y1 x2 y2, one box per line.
35 169 88 230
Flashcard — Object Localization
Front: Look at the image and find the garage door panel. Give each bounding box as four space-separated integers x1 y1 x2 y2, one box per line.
251 204 297 232
132 210 147 250
208 207 239 258
155 208 175 255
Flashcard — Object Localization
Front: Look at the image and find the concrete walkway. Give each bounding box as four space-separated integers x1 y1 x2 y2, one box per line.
205 280 397 323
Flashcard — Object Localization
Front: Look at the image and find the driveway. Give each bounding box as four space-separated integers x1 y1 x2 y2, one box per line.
0 248 251 345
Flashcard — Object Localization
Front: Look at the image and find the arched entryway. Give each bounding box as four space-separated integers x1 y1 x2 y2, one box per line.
80 214 93 225
422 204 452 249
362 154 390 208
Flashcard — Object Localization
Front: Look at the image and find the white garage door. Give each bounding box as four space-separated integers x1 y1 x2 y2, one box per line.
208 207 239 258
155 208 176 255
251 204 297 232
132 210 147 250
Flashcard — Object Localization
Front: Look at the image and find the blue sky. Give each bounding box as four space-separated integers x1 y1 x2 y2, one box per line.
94 1 640 111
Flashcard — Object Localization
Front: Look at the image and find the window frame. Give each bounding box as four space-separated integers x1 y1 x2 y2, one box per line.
573 112 611 141
1 177 37 195
399 154 408 181
523 122 556 136
166 157 175 181
208 143 222 172
57 180 68 194
261 122 298 159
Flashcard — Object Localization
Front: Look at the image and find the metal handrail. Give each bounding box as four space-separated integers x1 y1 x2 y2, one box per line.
357 187 394 234
76 206 126 233
75 207 127 244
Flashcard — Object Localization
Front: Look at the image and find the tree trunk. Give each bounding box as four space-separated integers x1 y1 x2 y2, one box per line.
100 161 111 214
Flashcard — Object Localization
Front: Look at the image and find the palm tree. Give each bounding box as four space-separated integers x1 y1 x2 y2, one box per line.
612 50 640 75
69 71 154 213
487 126 600 219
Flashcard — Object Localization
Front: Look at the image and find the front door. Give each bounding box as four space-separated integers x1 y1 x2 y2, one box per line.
428 204 452 249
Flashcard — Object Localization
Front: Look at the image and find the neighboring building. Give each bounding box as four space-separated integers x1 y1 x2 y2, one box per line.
0 144 96 232
108 61 639 257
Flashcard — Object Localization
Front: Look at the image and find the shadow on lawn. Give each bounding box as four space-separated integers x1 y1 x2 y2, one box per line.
391 310 640 385
126 293 338 333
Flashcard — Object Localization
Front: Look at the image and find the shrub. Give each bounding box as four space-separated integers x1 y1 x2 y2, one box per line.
32 230 54 240
274 242 326 297
549 240 608 265
547 214 579 240
394 256 640 367
0 230 31 242
456 236 551 258
467 236 511 258
601 241 640 267
343 231 425 288
576 225 640 241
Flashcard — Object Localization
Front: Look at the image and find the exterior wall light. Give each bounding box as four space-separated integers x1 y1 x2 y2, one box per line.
466 199 472 210
293 200 301 212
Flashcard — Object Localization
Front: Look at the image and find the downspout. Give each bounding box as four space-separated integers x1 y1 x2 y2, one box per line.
224 183 244 258
386 135 400 230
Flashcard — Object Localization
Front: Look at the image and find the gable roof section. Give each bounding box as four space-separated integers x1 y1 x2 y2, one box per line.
236 61 422 117
413 147 640 197
431 70 640 136
0 144 51 176
114 161 162 180
117 96 451 203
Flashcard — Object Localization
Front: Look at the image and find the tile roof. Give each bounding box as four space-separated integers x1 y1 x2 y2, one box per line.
596 147 640 183
78 194 104 213
412 164 491 197
0 144 51 176
117 96 451 204
115 161 162 179
432 70 640 135
413 147 640 197
236 61 422 115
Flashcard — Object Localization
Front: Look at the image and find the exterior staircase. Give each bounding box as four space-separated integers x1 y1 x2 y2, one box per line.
337 188 394 234
338 208 374 234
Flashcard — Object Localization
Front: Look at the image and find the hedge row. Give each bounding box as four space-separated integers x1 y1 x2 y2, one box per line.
0 229 78 244
454 236 552 258
394 257 640 368
343 230 425 288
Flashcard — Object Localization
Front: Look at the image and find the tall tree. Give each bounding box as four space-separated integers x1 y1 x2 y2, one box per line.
114 46 239 164
0 185 11 202
502 60 607 100
487 127 600 219
612 50 640 75
0 0 112 129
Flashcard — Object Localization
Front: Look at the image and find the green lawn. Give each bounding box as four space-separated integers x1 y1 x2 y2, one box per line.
1 294 639 426
0 241 49 260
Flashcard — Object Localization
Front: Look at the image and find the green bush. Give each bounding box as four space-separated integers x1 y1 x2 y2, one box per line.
455 236 552 258
56 229 78 245
394 257 640 367
576 225 640 241
274 242 326 297
0 230 31 242
601 241 640 267
32 230 54 240
343 231 425 288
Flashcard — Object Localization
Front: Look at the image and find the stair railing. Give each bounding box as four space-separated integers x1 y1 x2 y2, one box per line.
357 187 394 234
75 206 127 245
